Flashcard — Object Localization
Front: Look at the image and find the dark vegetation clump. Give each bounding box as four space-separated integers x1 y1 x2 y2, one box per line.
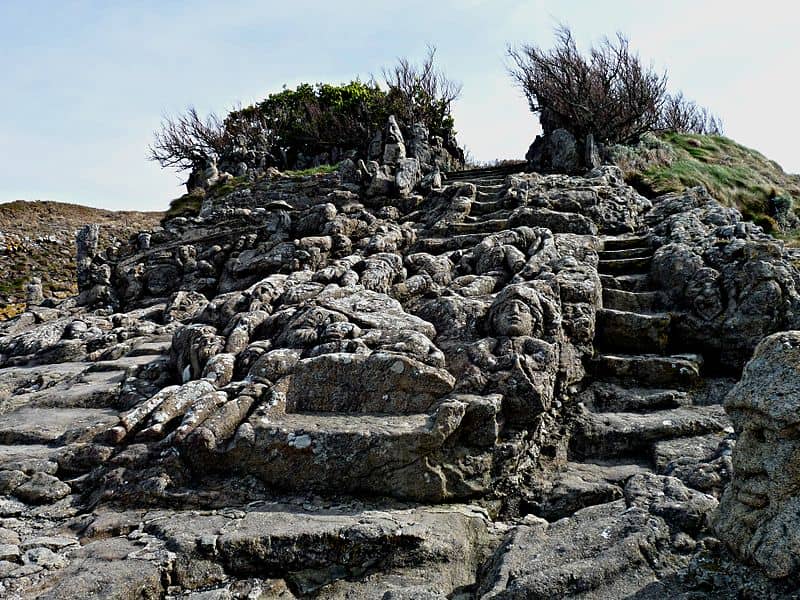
149 47 460 177
507 26 723 145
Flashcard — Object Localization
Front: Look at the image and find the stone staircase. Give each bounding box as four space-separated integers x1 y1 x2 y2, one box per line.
524 234 733 520
442 163 599 237
526 234 731 516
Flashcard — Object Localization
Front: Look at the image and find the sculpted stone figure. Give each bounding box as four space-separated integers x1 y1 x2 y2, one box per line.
714 330 800 579
456 283 560 427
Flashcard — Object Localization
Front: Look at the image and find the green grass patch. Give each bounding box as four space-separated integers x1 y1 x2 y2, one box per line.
613 132 800 232
283 163 340 177
163 188 206 221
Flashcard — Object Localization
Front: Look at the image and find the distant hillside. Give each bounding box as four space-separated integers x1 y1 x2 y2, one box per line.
0 200 162 318
610 132 800 235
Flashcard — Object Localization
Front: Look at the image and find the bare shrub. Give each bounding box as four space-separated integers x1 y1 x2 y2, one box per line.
148 107 227 171
658 92 724 135
382 45 462 136
508 26 722 144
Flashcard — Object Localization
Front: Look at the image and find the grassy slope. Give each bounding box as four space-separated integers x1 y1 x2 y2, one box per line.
612 132 800 234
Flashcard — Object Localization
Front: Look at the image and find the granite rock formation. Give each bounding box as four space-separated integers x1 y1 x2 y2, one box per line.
0 156 799 597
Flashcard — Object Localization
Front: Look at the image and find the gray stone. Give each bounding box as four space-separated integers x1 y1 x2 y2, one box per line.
0 544 20 561
478 500 670 599
395 157 420 196
549 128 579 173
25 277 44 306
714 331 800 579
14 472 71 504
22 546 68 569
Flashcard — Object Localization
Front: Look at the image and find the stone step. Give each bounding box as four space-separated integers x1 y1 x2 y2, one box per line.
589 353 703 389
470 199 506 215
595 308 671 353
126 338 172 357
601 236 649 251
598 247 653 261
598 256 652 275
568 404 730 460
134 502 490 598
188 396 501 501
521 460 651 521
474 183 505 193
653 431 733 474
579 382 691 413
446 168 518 180
447 219 509 235
0 407 119 446
508 208 598 235
600 274 652 293
602 288 664 313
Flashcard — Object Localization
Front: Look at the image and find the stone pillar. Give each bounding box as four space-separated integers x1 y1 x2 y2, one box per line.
25 277 43 306
76 224 100 292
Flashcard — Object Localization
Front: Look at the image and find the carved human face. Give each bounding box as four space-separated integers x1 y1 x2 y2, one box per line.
492 298 535 337
729 408 800 522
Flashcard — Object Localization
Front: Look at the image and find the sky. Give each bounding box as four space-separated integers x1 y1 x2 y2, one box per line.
1 0 799 212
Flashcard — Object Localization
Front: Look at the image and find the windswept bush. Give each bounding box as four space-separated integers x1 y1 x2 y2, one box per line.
658 92 723 136
150 48 461 177
382 46 461 136
149 107 229 172
507 26 722 145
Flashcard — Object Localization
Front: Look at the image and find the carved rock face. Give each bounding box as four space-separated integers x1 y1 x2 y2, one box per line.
491 298 535 337
714 331 800 579
488 284 544 338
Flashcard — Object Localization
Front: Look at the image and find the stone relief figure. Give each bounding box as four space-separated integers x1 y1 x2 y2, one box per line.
454 283 561 427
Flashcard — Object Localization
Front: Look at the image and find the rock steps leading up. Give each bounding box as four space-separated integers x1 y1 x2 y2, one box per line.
551 232 733 520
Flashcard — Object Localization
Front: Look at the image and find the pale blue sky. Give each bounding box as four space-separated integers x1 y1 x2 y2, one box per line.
2 1 798 211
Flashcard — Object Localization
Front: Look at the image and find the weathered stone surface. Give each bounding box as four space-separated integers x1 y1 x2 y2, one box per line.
648 186 800 367
32 538 164 599
4 160 797 596
478 500 672 599
714 331 800 579
14 472 71 504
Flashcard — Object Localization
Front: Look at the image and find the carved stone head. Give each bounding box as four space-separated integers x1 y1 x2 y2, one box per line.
488 284 544 337
714 331 800 579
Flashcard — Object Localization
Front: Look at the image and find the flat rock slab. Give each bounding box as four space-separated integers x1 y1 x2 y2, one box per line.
590 353 703 389
653 432 731 472
134 503 491 597
206 398 497 501
571 404 730 460
28 537 164 600
0 408 118 445
524 460 649 520
478 500 670 599
0 444 60 466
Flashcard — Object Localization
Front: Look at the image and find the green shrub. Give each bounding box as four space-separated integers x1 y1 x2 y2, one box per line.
150 48 460 176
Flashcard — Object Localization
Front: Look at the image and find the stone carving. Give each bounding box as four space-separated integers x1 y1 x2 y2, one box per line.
25 277 43 306
3 159 800 597
714 330 800 580
648 186 800 367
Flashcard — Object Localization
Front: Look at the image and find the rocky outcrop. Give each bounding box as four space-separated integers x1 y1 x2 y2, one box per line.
646 186 800 368
3 161 800 596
